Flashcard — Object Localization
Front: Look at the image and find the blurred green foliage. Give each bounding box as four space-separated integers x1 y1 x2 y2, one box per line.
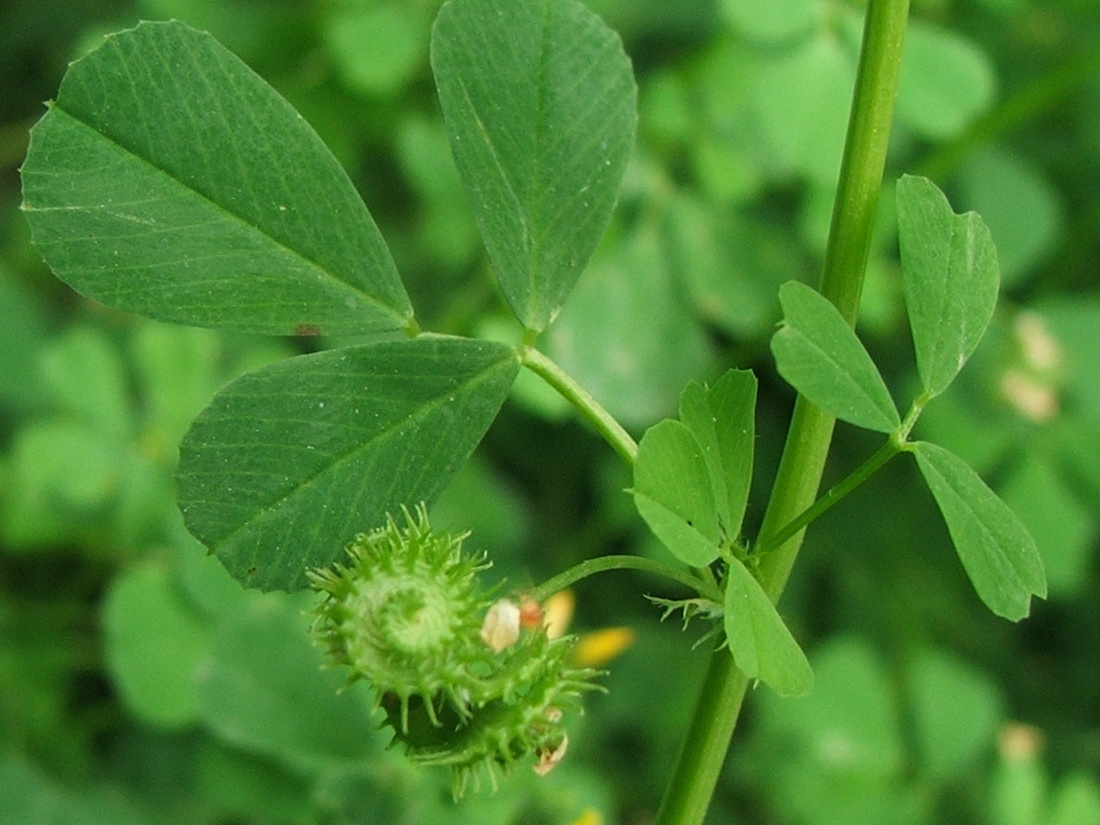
1 0 1098 823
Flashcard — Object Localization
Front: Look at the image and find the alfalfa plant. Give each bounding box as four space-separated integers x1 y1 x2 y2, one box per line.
20 0 1043 821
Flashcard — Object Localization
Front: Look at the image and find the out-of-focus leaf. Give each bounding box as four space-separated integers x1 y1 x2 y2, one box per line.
896 21 996 140
720 0 824 42
0 420 121 548
546 220 714 429
954 149 1064 288
103 561 209 728
38 325 131 438
1000 451 1094 598
908 648 1004 779
1049 773 1100 825
0 273 49 415
0 752 147 825
749 30 854 184
748 637 918 824
194 594 384 769
991 726 1046 825
668 197 805 339
322 3 426 98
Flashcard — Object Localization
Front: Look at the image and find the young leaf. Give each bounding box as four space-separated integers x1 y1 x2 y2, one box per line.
724 558 813 697
20 21 411 336
176 336 519 592
912 441 1046 621
896 175 999 397
431 0 636 332
771 281 900 432
678 370 757 540
633 420 720 567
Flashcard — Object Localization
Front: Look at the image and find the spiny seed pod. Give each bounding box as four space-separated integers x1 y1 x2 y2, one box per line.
309 504 603 797
309 504 495 726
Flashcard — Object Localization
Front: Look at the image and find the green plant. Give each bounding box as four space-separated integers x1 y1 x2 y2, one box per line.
16 0 1056 823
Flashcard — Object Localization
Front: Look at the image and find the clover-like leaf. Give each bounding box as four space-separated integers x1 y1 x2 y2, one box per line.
177 336 519 591
678 369 757 540
724 558 813 697
21 20 411 336
633 419 720 567
912 441 1046 620
896 175 999 397
432 0 636 332
771 281 900 432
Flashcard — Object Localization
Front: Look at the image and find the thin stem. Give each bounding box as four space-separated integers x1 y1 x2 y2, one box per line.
520 346 638 467
755 437 903 558
760 0 910 594
530 554 721 604
654 643 750 821
654 2 911 823
756 388 932 556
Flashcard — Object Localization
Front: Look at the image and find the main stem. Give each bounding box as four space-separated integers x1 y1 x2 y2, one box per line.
653 2 911 823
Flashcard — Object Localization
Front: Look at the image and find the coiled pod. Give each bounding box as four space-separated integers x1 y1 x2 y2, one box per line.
309 505 601 796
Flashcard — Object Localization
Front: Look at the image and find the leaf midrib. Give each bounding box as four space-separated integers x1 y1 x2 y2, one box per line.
40 105 405 324
202 349 518 550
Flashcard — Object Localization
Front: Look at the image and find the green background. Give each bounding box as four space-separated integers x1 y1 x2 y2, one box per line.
2 0 1098 823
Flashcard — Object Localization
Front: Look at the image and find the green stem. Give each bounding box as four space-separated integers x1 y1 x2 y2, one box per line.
755 438 903 558
654 2 911 823
519 346 638 466
755 389 932 556
530 555 722 605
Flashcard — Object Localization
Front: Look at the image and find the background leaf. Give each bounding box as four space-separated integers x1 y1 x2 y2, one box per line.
896 175 999 397
912 441 1046 620
431 0 636 332
21 20 411 336
771 280 900 432
194 594 384 770
895 21 996 140
102 561 209 729
677 369 757 540
953 148 1065 289
908 648 1004 780
723 558 813 697
177 336 519 591
633 419 720 567
545 216 715 429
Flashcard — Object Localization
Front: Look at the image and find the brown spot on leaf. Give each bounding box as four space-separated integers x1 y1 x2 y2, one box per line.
294 324 322 336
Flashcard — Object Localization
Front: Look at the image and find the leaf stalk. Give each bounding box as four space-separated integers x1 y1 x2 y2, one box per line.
529 555 722 605
519 346 639 466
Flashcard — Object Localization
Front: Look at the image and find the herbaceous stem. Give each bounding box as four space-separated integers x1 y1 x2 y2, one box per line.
530 555 723 605
519 346 638 466
653 2 911 824
755 438 903 558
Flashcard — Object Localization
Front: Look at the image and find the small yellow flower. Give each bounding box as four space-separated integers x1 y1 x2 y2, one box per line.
573 627 636 668
542 589 635 667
